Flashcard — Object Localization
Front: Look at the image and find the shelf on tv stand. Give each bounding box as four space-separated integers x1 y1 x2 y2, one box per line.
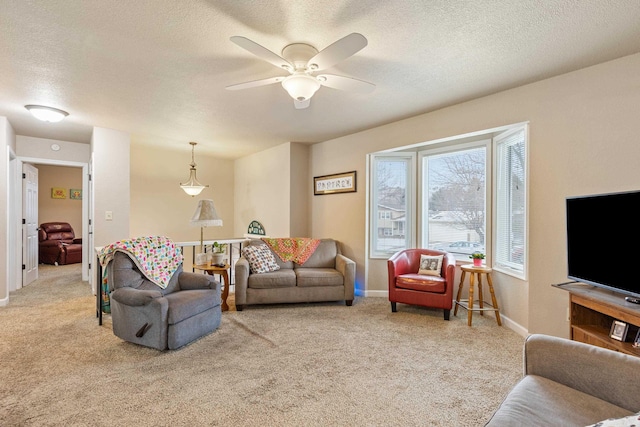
553 283 640 357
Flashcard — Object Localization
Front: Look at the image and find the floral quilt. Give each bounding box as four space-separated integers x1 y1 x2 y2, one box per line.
261 237 320 265
98 236 183 313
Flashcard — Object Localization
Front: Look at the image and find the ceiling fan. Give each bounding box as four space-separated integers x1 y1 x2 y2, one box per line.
226 33 375 109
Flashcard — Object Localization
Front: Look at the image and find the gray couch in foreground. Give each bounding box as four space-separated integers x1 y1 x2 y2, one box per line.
486 334 640 426
108 252 221 350
234 239 355 310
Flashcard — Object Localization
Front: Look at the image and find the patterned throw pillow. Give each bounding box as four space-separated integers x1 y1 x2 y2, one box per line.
242 244 280 274
586 413 640 427
417 254 444 276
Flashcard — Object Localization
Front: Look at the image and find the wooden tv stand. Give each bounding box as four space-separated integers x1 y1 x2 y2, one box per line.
554 283 640 357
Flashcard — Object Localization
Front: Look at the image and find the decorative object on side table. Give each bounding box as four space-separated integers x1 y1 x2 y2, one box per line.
634 329 640 348
469 251 485 267
610 320 629 341
211 241 226 266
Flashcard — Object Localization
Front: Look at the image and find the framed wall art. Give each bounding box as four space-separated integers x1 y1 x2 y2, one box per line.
51 187 66 199
70 189 82 200
314 171 356 196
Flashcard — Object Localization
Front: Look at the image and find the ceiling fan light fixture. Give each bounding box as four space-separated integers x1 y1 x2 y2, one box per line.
25 105 69 122
282 74 321 101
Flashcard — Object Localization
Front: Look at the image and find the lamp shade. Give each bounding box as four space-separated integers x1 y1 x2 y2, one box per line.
191 199 223 227
281 74 321 101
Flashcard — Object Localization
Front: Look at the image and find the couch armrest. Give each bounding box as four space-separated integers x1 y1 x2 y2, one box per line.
179 271 220 292
234 257 250 305
525 334 640 412
336 254 355 301
111 287 163 306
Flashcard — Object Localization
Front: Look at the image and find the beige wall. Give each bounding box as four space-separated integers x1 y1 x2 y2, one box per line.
234 143 292 237
129 143 235 243
309 53 640 337
91 127 130 248
234 142 311 238
37 165 83 235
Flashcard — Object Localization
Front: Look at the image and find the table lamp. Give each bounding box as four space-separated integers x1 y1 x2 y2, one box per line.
190 199 223 261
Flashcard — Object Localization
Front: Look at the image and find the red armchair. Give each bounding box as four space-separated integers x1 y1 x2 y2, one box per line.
387 249 456 320
38 222 83 265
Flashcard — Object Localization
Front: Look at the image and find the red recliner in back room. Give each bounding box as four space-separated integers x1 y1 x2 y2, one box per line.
38 222 83 265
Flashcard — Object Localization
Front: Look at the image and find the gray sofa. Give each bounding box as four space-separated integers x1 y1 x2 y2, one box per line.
108 252 222 350
234 238 355 310
486 334 640 426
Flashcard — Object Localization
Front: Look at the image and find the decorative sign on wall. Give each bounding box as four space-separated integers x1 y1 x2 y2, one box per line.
51 187 66 199
313 171 357 195
70 189 82 200
247 220 266 236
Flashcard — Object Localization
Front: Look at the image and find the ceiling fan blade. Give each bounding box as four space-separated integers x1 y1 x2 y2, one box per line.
230 36 293 71
317 74 375 93
294 99 310 109
306 33 368 71
225 76 285 91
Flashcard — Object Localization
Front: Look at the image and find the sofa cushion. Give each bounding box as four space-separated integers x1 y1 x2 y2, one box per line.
248 269 296 289
165 289 218 325
395 274 446 293
295 268 344 287
242 244 281 274
294 239 337 268
485 375 633 427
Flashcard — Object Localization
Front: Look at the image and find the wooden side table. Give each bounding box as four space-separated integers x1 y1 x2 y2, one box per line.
194 263 230 311
454 264 502 326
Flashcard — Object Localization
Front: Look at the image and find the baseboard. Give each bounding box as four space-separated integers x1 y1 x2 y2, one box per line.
355 290 529 337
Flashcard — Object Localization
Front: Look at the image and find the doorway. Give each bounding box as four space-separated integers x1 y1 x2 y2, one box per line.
12 157 91 290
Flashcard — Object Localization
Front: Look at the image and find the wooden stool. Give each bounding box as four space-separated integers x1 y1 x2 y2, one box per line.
454 264 502 326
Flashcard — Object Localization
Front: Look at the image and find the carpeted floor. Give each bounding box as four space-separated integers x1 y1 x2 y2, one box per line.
0 264 524 426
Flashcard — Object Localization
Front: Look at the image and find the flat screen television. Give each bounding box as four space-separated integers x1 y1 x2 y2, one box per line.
566 190 640 299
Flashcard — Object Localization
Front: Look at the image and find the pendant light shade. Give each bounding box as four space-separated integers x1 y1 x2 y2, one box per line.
180 142 209 196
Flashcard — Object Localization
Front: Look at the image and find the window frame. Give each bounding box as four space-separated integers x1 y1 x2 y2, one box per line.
492 126 528 280
369 152 416 259
418 139 492 264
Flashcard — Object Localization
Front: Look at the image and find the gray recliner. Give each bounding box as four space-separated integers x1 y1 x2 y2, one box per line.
108 251 222 350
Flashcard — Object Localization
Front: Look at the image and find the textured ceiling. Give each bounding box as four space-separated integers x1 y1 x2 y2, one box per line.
1 0 640 159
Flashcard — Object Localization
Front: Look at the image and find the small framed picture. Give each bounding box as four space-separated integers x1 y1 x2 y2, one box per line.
633 329 640 348
610 320 629 341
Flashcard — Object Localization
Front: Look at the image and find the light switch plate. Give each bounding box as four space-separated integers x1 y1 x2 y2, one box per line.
105 211 113 221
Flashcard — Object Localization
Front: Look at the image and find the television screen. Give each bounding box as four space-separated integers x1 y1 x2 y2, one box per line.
566 190 640 298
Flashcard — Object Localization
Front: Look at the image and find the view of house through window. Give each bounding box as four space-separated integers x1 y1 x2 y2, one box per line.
422 145 487 262
369 124 527 278
371 154 413 257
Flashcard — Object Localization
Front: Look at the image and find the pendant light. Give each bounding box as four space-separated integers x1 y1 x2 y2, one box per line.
180 142 209 196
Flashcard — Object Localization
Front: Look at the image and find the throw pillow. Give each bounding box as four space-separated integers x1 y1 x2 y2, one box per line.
586 412 640 427
242 244 280 274
418 254 444 276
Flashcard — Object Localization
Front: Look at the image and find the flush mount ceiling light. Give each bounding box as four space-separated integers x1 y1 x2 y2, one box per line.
24 105 69 122
180 142 209 196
